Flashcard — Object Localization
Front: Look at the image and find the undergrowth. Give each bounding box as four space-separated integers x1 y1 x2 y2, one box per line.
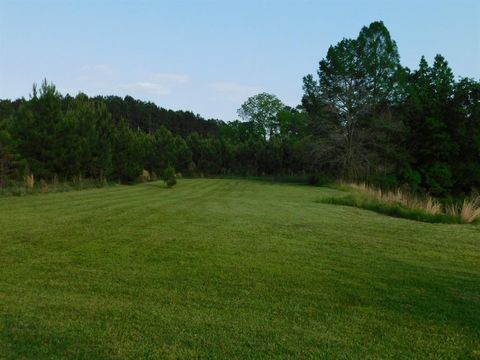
319 182 480 225
0 178 115 197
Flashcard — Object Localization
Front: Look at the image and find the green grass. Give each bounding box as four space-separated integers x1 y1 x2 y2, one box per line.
0 179 479 359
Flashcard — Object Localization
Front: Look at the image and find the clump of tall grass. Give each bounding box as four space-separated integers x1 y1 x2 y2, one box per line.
138 169 151 182
323 182 480 224
446 195 480 224
24 173 34 188
346 182 442 215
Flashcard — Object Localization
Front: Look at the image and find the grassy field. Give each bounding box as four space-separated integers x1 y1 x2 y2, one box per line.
0 179 479 359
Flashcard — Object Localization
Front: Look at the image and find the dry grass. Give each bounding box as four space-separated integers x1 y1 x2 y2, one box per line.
24 173 34 188
446 196 480 224
345 182 442 215
1 176 114 197
39 179 48 193
139 169 151 183
342 182 480 224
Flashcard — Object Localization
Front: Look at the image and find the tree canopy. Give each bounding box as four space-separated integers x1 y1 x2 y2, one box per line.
0 21 478 197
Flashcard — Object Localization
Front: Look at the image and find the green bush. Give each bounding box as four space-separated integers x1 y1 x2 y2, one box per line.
161 166 177 188
307 172 334 186
371 174 399 190
401 168 422 192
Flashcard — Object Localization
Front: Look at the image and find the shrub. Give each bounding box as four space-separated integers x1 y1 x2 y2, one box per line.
402 168 422 192
307 172 334 186
161 166 177 188
371 174 399 190
424 162 453 196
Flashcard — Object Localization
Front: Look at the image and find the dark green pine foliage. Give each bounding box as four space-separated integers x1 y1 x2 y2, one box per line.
404 55 457 195
10 80 66 179
0 120 25 187
0 22 478 196
450 78 480 192
61 93 114 179
111 119 145 183
161 165 177 187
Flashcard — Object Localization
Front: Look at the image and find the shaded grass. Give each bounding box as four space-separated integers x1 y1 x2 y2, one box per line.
217 173 334 186
216 174 312 185
0 179 479 358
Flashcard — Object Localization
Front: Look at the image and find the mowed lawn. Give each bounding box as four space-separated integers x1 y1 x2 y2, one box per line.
0 179 479 359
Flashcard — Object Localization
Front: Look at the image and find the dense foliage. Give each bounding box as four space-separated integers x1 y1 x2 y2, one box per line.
161 166 177 188
0 21 478 196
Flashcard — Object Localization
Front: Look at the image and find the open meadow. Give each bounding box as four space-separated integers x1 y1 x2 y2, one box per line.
0 179 479 359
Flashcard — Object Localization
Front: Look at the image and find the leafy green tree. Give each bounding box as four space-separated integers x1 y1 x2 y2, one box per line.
238 93 285 140
356 21 404 109
303 21 404 180
0 33 477 198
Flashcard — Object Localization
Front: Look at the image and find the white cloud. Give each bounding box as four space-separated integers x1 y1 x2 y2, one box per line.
120 82 171 96
152 72 190 84
208 81 261 102
120 72 190 97
77 64 114 82
74 68 189 97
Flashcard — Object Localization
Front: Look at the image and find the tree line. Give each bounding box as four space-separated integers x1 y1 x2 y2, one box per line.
0 21 478 196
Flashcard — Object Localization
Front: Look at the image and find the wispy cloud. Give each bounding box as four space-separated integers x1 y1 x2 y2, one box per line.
120 72 190 97
74 67 190 97
77 64 114 81
208 81 261 102
120 82 171 96
152 72 190 84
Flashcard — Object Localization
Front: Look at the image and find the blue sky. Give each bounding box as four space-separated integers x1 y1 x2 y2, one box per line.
1 0 479 121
